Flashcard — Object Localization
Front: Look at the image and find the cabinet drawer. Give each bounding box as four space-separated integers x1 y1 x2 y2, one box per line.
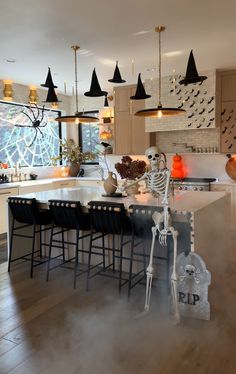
77 180 102 187
211 184 233 193
53 180 75 188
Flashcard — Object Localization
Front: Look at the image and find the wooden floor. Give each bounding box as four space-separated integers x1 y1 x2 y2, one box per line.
0 247 236 374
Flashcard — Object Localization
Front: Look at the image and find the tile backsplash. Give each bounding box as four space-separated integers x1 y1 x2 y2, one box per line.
156 127 220 154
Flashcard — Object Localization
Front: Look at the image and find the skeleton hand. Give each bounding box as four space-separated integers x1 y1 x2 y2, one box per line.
159 228 168 246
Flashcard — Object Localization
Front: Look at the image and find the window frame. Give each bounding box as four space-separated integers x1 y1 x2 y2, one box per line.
78 110 99 165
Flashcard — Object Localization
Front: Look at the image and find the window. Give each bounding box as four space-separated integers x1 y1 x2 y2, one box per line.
78 111 99 164
0 101 61 167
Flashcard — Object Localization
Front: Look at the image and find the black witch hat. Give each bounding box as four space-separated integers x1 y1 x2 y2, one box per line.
41 67 58 88
84 69 107 97
108 61 126 83
130 73 151 100
43 86 61 103
104 95 109 107
179 50 207 85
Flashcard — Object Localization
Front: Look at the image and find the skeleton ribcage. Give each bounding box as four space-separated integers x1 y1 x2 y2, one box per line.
146 170 169 197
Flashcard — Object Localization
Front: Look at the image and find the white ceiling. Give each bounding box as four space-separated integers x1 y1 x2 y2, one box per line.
1 0 236 95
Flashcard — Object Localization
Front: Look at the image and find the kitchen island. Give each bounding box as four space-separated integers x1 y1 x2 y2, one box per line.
7 186 231 282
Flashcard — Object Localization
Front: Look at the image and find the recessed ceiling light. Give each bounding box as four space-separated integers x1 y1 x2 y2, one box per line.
145 67 157 72
163 50 183 57
133 30 150 36
5 58 16 63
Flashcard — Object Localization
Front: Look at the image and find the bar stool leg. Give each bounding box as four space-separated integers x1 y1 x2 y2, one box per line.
102 234 106 271
61 229 65 262
128 233 135 298
112 235 115 272
30 223 37 278
46 224 54 282
39 226 43 259
86 230 93 291
73 228 80 289
8 218 15 273
118 232 124 294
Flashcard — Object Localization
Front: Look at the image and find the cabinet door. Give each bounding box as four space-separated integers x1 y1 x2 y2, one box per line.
0 188 18 234
114 86 132 112
114 112 132 154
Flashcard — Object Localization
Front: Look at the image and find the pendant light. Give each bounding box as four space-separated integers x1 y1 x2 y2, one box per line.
135 26 186 118
55 46 99 124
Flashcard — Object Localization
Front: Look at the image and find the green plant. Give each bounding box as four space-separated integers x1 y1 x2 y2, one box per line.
51 139 95 165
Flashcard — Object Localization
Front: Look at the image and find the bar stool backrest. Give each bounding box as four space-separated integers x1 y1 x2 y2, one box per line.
88 201 130 235
8 197 37 225
49 200 88 230
129 204 163 238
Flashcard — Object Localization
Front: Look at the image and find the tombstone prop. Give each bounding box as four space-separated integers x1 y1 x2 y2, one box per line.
176 252 211 320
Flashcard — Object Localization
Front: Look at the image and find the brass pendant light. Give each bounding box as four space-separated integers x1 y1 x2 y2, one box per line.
135 26 186 118
55 46 99 124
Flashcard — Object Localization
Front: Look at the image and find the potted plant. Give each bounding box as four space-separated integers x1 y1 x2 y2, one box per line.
51 139 95 177
115 156 146 195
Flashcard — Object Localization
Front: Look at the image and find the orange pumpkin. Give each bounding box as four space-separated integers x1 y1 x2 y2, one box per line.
173 154 182 162
173 161 182 170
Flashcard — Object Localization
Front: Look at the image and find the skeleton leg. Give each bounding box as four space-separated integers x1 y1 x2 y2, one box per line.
144 226 157 312
169 226 180 322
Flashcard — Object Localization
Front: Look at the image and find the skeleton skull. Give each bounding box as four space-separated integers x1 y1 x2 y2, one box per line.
145 146 161 170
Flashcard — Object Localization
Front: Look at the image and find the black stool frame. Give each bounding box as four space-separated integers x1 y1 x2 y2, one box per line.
46 200 91 288
8 197 52 278
86 201 140 293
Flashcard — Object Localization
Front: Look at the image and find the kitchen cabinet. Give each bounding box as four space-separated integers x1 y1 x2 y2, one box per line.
114 85 156 155
218 70 236 153
211 183 236 229
18 183 53 194
76 179 102 187
0 187 18 234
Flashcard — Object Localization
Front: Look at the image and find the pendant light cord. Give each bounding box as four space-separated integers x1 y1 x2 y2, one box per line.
72 45 80 114
158 28 162 107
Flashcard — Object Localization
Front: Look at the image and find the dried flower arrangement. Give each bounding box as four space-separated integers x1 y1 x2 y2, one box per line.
115 155 146 180
51 139 95 165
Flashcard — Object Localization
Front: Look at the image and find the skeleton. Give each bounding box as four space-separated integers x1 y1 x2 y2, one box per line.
124 146 180 321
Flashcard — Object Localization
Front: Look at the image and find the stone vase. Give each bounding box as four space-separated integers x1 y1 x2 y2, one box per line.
103 172 118 195
68 161 80 177
125 179 140 197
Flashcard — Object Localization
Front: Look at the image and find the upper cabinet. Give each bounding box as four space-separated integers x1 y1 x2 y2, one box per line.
114 85 156 155
219 70 236 153
144 70 219 132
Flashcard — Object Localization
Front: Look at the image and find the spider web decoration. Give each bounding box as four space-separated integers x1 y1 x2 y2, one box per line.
0 101 60 167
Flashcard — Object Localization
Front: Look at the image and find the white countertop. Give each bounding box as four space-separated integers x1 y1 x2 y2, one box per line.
15 186 228 213
0 176 102 190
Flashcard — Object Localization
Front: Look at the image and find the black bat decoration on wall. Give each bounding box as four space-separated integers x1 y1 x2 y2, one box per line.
228 144 233 149
188 123 192 127
208 108 214 113
226 116 231 122
196 124 202 128
222 126 227 134
188 113 194 118
190 101 195 108
209 117 215 122
190 88 194 94
178 103 184 109
185 95 190 101
176 89 181 95
207 97 214 104
198 81 204 86
200 98 204 104
207 123 212 127
199 108 205 114
221 109 226 115
194 90 200 97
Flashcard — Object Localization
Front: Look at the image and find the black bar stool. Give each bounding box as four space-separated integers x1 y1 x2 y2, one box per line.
46 200 91 288
86 201 133 293
128 205 172 296
8 197 52 278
